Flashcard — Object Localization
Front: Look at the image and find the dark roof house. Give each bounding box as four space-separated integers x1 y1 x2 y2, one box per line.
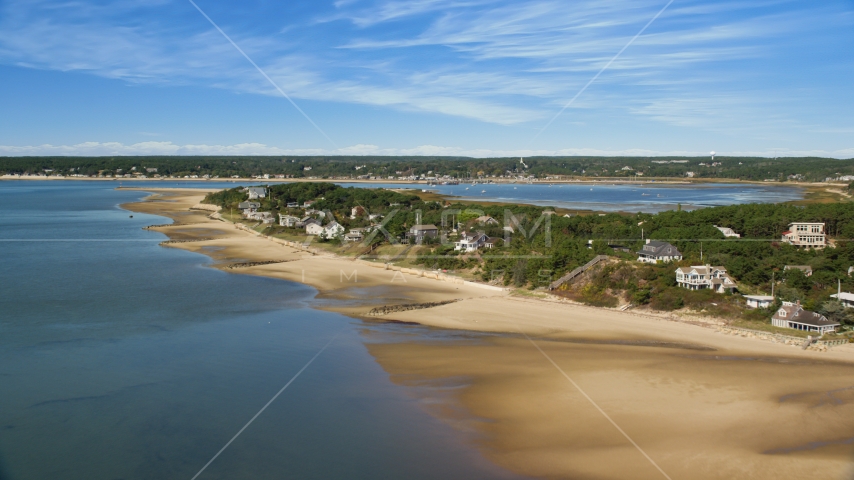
771 301 839 333
637 241 682 264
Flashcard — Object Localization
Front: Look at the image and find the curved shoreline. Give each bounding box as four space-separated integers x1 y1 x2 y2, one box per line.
123 187 854 480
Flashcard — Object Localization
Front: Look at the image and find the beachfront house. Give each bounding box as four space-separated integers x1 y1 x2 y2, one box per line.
306 222 324 235
784 265 813 277
454 232 489 252
637 240 682 264
714 225 741 238
744 295 775 309
771 301 839 334
303 218 320 230
245 211 274 224
781 222 826 249
675 266 737 293
830 292 854 309
278 214 300 227
322 222 345 239
407 224 439 243
247 187 267 200
344 229 364 242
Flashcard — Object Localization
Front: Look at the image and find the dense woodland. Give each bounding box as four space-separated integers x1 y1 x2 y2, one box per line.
205 183 854 325
4 155 854 182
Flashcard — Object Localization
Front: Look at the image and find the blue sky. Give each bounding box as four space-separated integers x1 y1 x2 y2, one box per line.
0 0 852 157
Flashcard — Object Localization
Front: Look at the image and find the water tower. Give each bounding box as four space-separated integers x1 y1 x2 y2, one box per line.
710 151 716 161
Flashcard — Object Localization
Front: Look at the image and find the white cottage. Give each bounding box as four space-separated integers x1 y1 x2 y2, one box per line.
744 295 775 309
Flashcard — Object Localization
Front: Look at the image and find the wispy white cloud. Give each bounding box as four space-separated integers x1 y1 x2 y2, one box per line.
2 141 852 159
0 0 850 136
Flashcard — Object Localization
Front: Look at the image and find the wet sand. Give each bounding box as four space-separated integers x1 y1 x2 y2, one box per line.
125 188 854 479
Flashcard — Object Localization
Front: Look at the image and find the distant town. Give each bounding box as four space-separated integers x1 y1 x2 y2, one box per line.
3 155 854 184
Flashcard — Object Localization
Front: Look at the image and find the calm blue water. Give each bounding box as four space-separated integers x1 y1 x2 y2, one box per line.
5 178 803 213
0 182 521 479
348 182 804 212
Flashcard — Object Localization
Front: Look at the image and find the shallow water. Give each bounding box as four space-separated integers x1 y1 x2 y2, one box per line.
351 181 804 212
0 182 522 479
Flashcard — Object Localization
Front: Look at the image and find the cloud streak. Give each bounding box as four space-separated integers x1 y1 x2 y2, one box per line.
0 0 850 147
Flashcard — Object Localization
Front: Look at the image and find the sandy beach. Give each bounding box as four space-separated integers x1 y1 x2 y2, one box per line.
125 188 854 480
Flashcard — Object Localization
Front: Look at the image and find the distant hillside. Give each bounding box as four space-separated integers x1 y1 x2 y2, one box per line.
3 155 854 182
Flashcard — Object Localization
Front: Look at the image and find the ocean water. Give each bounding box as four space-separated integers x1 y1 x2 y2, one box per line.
0 182 521 479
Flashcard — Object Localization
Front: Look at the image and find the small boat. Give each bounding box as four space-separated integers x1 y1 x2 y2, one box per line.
481 189 486 194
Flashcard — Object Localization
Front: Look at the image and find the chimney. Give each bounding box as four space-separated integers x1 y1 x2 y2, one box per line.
646 239 651 244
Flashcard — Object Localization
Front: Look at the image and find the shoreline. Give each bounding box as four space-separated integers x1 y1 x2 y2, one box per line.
123 187 854 480
121 187 849 357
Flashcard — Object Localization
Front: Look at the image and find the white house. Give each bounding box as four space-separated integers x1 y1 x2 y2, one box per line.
714 225 740 238
830 292 854 309
322 222 345 238
278 214 300 227
247 187 267 200
744 295 775 309
455 232 488 252
772 301 839 334
675 266 737 293
344 229 364 242
306 222 325 235
781 222 826 249
350 206 365 219
637 241 682 264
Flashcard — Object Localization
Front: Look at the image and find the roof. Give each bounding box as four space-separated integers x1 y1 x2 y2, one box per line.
410 224 438 231
715 225 739 235
773 304 838 327
248 186 266 193
638 241 682 258
744 295 775 301
676 266 726 275
831 292 854 302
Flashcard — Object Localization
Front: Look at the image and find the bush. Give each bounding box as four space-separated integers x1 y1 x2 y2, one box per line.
650 289 684 311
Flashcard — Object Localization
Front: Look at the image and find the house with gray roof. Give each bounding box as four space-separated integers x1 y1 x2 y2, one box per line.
238 201 260 211
407 224 439 243
247 187 267 200
771 301 839 334
637 240 682 264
